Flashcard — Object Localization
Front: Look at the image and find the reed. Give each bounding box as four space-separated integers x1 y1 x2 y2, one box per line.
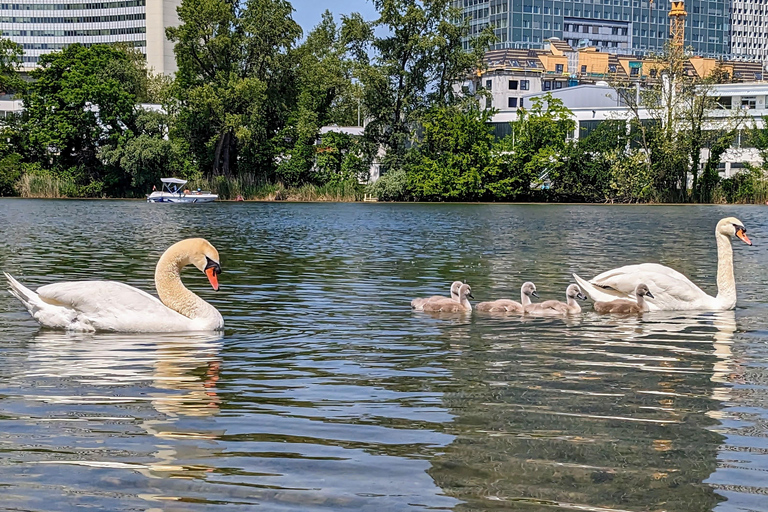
16 174 68 198
189 176 362 202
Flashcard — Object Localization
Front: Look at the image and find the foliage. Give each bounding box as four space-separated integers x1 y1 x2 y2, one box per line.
406 104 495 200
0 38 24 95
367 167 413 201
315 131 373 185
168 0 301 178
20 44 147 191
343 0 494 171
613 43 745 203
276 11 359 185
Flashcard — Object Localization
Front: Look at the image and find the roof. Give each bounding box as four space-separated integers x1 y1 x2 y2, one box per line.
161 178 188 185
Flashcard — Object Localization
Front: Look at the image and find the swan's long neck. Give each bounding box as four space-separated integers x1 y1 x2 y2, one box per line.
566 295 581 313
521 291 532 306
460 295 472 312
636 293 645 309
155 251 217 321
715 232 737 309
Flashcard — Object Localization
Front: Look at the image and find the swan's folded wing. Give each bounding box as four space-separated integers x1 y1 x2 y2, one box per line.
36 281 190 331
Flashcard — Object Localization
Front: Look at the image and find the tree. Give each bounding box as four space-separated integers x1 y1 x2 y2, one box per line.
20 44 147 194
167 0 301 178
276 11 361 185
0 38 24 95
614 44 745 202
490 94 576 199
406 103 495 200
343 0 493 171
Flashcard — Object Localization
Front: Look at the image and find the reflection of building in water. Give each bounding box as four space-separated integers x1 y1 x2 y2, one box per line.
428 312 734 511
25 331 224 479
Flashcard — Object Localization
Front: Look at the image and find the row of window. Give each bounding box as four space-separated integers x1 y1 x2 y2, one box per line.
2 26 145 36
20 39 145 50
0 0 144 10
0 13 145 23
564 23 629 35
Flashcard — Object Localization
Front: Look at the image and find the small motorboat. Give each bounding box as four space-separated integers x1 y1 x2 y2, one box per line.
147 178 218 203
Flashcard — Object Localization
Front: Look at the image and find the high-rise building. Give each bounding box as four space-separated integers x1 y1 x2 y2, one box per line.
457 0 730 59
730 0 768 65
0 0 181 75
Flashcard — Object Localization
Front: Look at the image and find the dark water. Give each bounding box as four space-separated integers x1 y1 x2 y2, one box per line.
1 200 767 511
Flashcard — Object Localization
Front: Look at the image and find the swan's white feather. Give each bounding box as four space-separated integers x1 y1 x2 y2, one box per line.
575 263 720 312
33 280 198 332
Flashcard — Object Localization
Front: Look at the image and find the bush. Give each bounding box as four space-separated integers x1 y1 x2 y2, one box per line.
367 168 413 201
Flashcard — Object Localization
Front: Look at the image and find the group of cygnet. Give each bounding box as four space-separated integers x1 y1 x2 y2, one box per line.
411 280 655 316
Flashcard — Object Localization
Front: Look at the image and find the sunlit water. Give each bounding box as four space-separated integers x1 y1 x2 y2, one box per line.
1 200 768 511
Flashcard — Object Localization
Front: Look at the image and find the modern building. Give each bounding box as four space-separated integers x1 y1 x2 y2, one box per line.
0 0 181 75
457 0 730 59
489 81 768 177
730 0 768 65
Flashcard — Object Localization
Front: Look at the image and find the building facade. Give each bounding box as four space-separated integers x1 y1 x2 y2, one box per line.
730 0 768 64
0 0 180 75
457 0 730 59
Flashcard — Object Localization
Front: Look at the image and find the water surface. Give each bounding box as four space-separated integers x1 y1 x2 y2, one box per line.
1 200 767 511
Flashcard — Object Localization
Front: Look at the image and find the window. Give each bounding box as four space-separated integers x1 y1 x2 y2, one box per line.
555 81 563 89
650 68 657 77
555 63 564 73
543 80 552 90
520 98 524 108
527 60 538 67
630 67 639 76
583 25 590 33
581 64 587 73
742 96 756 109
593 26 599 33
485 79 492 90
520 80 530 90
508 80 518 90
508 97 518 108
485 97 492 109
608 64 617 72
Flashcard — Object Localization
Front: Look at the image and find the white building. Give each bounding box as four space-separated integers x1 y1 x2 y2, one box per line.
490 82 768 177
730 0 768 67
0 0 181 75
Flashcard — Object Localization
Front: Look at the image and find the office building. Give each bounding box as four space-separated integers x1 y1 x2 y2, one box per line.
0 0 181 74
730 0 768 65
457 0 730 59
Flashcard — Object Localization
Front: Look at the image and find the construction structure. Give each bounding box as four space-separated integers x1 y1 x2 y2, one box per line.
668 1 687 50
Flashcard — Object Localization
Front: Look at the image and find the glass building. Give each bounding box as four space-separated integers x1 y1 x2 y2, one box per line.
457 0 730 59
0 0 180 74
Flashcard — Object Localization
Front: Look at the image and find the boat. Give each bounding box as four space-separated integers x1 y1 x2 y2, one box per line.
146 178 218 203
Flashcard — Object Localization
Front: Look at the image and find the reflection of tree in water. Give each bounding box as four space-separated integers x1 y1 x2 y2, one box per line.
428 312 735 511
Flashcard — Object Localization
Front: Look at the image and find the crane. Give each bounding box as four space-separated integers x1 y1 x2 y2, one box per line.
669 1 687 49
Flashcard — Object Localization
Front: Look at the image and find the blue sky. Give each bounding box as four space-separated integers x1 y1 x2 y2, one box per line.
290 0 378 34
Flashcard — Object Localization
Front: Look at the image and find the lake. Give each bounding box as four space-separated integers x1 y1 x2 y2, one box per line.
0 200 767 511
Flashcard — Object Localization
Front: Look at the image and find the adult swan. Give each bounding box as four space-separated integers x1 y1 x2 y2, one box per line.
4 238 224 332
573 217 752 311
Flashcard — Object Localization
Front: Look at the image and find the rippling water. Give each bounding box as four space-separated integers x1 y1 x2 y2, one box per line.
1 200 767 511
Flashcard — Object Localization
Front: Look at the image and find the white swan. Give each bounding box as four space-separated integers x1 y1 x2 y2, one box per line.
476 281 538 313
411 281 463 310
525 284 586 316
574 217 752 311
4 238 224 332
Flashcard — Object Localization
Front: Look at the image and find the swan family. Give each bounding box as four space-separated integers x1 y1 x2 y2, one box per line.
411 217 753 317
2 216 753 332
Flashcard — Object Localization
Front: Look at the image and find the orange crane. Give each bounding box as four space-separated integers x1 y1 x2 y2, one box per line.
669 1 687 48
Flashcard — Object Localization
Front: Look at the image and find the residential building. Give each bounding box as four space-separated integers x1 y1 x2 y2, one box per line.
0 0 181 75
490 81 768 177
457 0 730 59
730 0 768 65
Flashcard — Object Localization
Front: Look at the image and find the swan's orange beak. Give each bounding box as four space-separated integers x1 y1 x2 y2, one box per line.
205 267 219 291
736 228 752 246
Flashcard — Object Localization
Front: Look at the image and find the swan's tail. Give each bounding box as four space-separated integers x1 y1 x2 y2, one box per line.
572 273 632 303
4 272 43 314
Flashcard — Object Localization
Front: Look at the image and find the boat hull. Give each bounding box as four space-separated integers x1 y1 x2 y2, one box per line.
146 192 218 203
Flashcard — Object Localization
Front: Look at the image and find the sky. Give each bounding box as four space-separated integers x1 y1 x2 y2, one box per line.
290 0 379 34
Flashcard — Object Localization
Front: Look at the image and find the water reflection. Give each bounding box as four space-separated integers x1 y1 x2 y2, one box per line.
429 311 736 511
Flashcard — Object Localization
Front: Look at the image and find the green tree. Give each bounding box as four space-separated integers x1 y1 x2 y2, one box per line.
343 0 493 171
20 44 147 194
167 0 301 178
276 11 360 185
0 37 24 95
406 103 495 200
490 94 576 199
